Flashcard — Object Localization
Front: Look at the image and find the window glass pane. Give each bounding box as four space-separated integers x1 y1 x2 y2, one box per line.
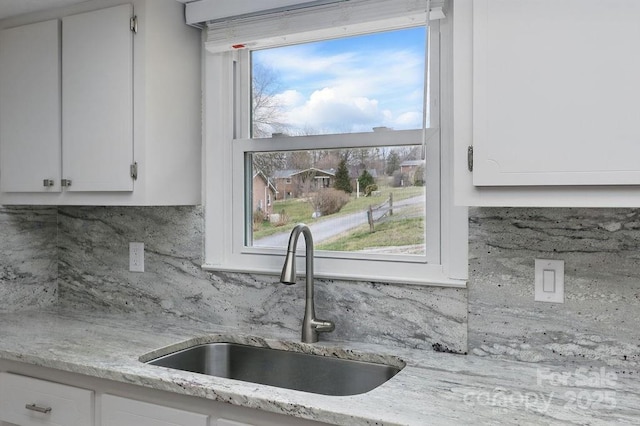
250 146 426 256
251 27 426 138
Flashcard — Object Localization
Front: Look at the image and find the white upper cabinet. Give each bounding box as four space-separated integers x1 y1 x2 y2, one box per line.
454 0 640 206
0 0 201 205
63 4 134 192
0 20 61 193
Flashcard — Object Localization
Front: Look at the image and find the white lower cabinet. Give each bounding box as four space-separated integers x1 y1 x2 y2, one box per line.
101 394 208 426
0 364 328 426
0 372 94 426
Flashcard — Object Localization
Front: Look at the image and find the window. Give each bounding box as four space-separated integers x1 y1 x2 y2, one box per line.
203 0 467 286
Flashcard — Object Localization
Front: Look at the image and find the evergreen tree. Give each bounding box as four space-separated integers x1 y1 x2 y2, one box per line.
358 169 375 190
386 151 401 175
413 164 425 186
333 159 352 193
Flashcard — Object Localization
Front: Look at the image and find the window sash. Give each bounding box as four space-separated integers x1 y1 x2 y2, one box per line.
234 128 441 264
233 21 441 265
236 129 436 152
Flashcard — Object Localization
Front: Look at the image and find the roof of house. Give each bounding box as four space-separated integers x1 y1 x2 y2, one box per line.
253 171 277 193
400 160 424 167
272 168 335 178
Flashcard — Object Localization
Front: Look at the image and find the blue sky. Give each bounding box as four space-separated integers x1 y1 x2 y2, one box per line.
252 27 426 135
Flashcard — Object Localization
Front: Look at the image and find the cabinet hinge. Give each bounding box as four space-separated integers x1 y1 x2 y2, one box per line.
130 162 138 180
130 16 138 33
467 146 474 172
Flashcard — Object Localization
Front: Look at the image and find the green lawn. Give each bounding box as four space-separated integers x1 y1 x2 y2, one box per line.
337 185 423 215
253 198 313 238
253 184 424 240
316 216 425 251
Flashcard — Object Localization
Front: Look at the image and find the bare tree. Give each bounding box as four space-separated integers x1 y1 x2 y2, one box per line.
252 63 288 138
251 63 288 177
397 146 421 161
252 152 286 179
286 151 312 170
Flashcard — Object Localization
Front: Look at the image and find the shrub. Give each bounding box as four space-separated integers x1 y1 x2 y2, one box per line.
364 183 378 196
272 209 290 227
253 208 267 224
358 169 375 191
311 188 350 216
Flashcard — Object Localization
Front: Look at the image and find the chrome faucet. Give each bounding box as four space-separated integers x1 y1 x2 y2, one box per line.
280 224 335 343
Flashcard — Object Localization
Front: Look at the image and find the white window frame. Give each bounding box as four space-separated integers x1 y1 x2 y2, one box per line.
203 0 467 287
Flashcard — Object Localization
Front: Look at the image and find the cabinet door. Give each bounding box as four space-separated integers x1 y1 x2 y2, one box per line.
62 4 134 192
472 0 640 186
101 394 208 426
0 20 61 193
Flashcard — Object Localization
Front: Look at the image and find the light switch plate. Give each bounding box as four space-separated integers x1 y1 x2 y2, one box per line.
535 259 564 303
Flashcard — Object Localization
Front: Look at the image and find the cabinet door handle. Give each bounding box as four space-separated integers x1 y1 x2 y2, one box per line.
43 179 54 187
61 179 72 187
25 403 52 414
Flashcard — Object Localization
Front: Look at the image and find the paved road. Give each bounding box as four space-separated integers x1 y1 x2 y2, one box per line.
254 195 424 248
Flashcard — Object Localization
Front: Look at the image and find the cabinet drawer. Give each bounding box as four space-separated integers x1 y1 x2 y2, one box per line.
0 372 94 426
216 420 254 426
101 394 208 426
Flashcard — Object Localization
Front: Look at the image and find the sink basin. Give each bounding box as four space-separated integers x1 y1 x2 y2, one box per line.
145 342 403 396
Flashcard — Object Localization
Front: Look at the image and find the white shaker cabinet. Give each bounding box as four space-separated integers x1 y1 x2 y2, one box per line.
0 0 201 205
62 4 134 193
454 0 640 206
0 20 61 193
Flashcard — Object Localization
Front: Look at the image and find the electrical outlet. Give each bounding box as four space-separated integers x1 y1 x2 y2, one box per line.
129 242 144 272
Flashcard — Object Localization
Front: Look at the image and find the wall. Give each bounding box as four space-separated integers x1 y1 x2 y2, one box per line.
469 207 640 373
12 204 634 367
57 206 467 353
0 206 57 312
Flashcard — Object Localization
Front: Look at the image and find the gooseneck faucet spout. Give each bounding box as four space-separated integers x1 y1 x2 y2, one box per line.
280 223 335 343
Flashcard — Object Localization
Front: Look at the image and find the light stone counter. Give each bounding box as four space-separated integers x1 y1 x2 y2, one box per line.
0 309 638 425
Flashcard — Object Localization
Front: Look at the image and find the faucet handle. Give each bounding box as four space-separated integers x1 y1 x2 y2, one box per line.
311 318 335 333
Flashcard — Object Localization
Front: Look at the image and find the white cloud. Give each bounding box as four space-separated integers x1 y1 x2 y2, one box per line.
273 90 305 108
282 87 382 132
394 111 423 127
253 33 426 134
255 45 356 78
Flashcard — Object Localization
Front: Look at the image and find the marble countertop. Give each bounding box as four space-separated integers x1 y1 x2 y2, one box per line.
0 309 637 425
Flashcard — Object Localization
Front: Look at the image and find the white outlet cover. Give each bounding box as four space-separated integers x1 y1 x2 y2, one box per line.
534 259 564 303
129 242 144 273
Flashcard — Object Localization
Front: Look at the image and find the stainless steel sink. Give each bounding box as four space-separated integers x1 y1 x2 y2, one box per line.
145 342 403 396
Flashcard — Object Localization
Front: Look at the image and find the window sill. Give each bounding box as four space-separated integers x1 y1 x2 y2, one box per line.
201 263 467 288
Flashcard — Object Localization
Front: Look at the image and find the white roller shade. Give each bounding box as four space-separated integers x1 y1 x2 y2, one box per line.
202 0 446 53
185 0 347 25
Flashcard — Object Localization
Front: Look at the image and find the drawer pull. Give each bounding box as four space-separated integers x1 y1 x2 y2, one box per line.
25 403 52 414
